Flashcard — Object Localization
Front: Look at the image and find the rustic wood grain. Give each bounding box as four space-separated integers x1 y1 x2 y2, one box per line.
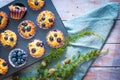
93 44 120 67
106 20 120 44
83 67 120 80
52 0 120 20
52 0 102 20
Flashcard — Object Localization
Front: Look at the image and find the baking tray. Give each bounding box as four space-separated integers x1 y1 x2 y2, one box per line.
0 0 68 79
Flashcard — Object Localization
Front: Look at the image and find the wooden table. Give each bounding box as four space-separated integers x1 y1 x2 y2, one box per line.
1 0 120 80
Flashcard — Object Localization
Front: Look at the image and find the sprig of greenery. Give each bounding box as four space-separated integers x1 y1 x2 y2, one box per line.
35 50 101 80
36 44 67 78
68 30 104 42
18 30 103 80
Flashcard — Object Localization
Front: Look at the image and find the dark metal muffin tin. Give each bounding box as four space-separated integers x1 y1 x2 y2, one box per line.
0 0 68 79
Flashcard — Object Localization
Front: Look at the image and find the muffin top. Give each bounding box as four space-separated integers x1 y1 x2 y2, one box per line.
46 29 64 48
18 20 36 39
0 58 8 75
37 10 55 29
9 3 26 11
28 39 45 58
9 48 27 68
0 11 8 29
28 0 45 10
0 30 17 48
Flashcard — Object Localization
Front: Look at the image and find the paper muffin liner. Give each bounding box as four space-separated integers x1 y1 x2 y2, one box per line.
18 20 36 39
28 39 45 58
36 10 55 29
46 29 65 48
9 4 27 20
8 48 27 68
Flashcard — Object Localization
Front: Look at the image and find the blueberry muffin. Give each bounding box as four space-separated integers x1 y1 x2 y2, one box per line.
9 48 27 68
37 10 55 29
0 30 17 48
46 29 64 48
0 11 8 29
28 39 45 58
28 0 45 10
9 3 27 20
18 20 36 39
0 58 8 75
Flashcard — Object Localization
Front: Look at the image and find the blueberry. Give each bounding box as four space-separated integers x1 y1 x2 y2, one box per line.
17 51 23 56
53 29 57 32
17 59 21 64
11 58 17 63
48 18 53 22
31 48 36 53
22 27 26 32
34 1 39 6
57 38 62 43
36 42 40 46
4 36 8 40
14 62 18 66
36 42 44 47
41 17 45 21
21 23 28 27
12 52 17 57
27 26 31 32
10 37 14 41
2 62 7 66
29 34 32 36
40 43 44 47
22 54 27 59
15 6 20 10
41 23 45 28
20 59 24 63
54 33 57 37
49 36 53 41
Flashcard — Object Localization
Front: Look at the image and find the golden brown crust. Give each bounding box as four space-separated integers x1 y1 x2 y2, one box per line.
28 39 45 57
0 11 8 29
0 30 17 48
18 20 36 39
0 58 8 75
46 30 64 48
37 10 55 29
28 0 45 10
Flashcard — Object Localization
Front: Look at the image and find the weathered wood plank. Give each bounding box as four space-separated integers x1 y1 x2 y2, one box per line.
52 0 103 20
83 67 120 80
93 44 120 67
52 0 120 20
106 20 120 44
